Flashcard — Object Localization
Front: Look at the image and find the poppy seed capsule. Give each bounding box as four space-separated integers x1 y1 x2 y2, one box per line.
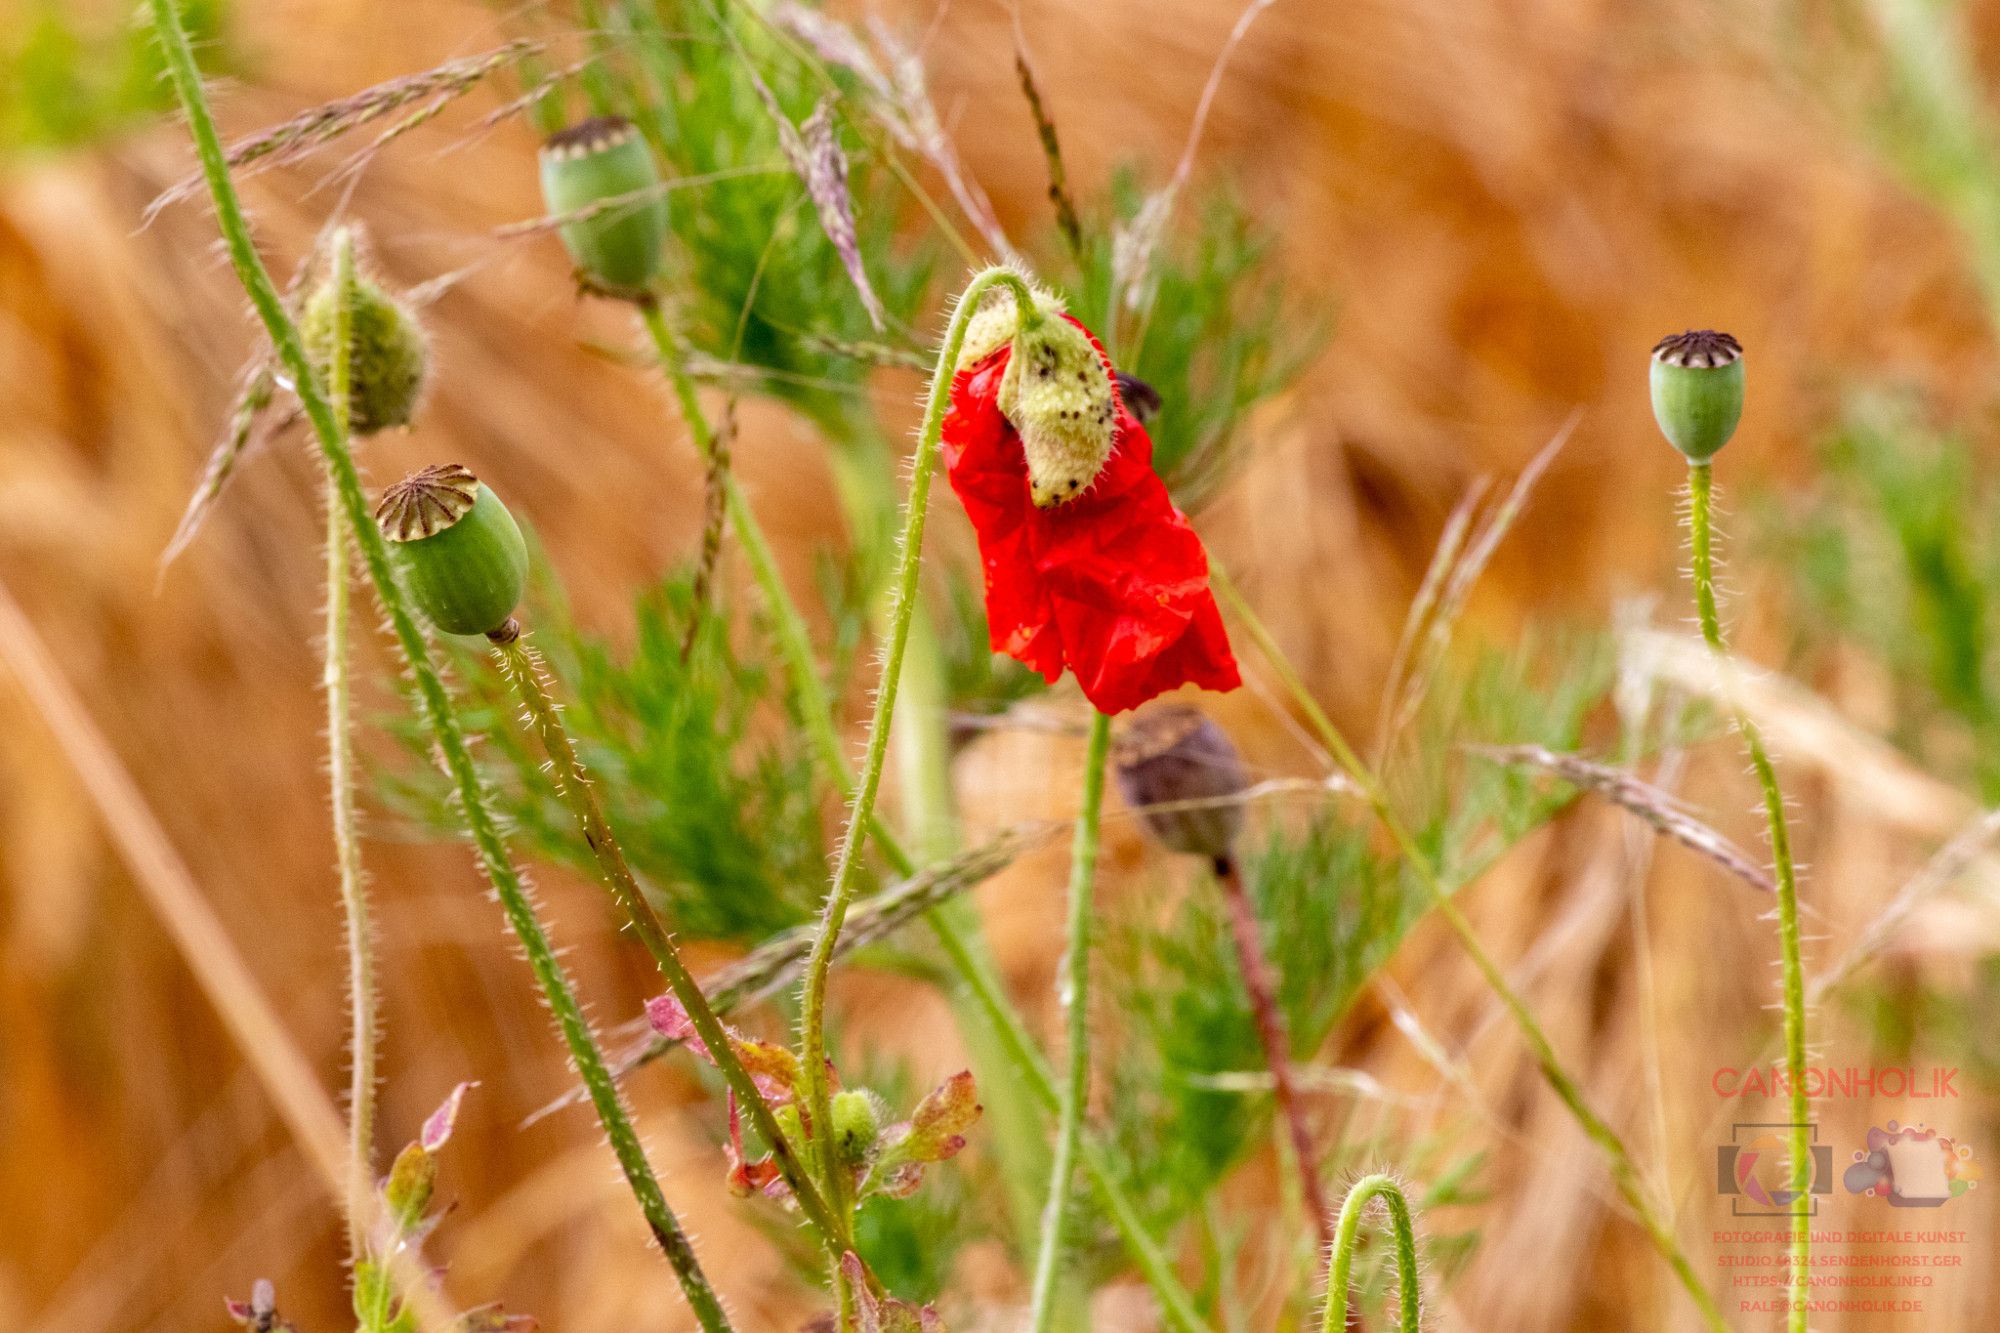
1113 705 1250 866
1650 330 1743 462
539 116 668 298
300 271 427 435
999 314 1117 507
375 464 528 638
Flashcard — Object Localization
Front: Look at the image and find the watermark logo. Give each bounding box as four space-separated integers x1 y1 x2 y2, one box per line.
1717 1123 1834 1216
1842 1122 1982 1208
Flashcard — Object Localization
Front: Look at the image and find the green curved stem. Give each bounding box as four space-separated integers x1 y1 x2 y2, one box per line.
635 281 1208 1331
1322 1174 1420 1333
793 266 1039 1211
146 6 731 1326
489 632 847 1253
1214 569 1725 1332
322 228 376 1265
1027 710 1112 1331
1688 461 1810 1332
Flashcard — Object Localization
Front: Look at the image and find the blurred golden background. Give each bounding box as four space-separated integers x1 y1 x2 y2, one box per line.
5 1 2000 1330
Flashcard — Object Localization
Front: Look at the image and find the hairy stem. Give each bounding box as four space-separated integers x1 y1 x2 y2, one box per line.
322 228 376 1266
146 6 732 1325
1028 711 1112 1331
1321 1174 1420 1333
794 266 1039 1210
635 280 1207 1332
1687 462 1810 1331
1215 858 1331 1251
1214 570 1725 1332
490 630 847 1252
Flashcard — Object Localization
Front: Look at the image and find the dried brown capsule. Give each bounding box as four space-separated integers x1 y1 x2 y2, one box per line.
1112 704 1250 868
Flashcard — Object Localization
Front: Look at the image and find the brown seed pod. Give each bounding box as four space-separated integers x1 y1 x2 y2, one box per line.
1112 704 1250 867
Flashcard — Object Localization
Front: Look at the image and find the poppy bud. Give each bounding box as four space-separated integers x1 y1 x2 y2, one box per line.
375 464 528 638
539 116 668 298
300 267 427 436
1112 704 1249 866
999 314 1117 507
831 1089 884 1168
1650 330 1743 462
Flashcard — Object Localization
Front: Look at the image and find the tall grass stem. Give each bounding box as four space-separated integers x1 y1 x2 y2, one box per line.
145 5 732 1324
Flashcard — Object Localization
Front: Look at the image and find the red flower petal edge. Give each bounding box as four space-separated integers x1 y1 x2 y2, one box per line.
941 317 1240 714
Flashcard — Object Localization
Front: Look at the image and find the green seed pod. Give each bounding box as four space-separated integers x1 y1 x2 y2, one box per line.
299 269 428 435
1000 311 1117 507
375 464 528 638
1650 330 1744 462
538 116 668 299
1112 705 1249 868
831 1089 884 1169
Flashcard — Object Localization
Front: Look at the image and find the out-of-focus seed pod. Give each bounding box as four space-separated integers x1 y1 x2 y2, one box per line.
300 268 428 435
1650 330 1743 462
375 464 528 638
538 116 668 299
1112 704 1250 867
831 1088 884 1169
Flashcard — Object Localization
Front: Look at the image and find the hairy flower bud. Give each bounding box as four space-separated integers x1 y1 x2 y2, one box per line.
538 116 668 298
1000 314 1117 507
1650 330 1743 462
831 1089 884 1169
299 268 427 436
1112 705 1249 865
376 464 528 638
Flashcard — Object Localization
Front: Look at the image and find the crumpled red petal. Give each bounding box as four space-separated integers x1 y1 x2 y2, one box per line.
940 318 1240 714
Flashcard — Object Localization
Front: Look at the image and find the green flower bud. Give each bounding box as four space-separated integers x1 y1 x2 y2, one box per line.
375 464 528 638
1000 311 1117 508
1650 330 1743 462
831 1089 884 1169
1112 705 1249 868
538 116 668 299
299 269 427 435
773 1102 805 1151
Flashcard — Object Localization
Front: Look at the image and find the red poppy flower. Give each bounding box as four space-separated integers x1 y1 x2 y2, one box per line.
940 316 1240 714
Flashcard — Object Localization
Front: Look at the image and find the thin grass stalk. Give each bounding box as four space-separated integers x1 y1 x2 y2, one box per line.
1213 568 1726 1331
1216 858 1331 1250
144 6 732 1325
1687 462 1810 1331
322 226 377 1269
488 630 848 1253
792 265 1040 1205
1321 1174 1420 1333
1027 710 1112 1331
636 278 1208 1333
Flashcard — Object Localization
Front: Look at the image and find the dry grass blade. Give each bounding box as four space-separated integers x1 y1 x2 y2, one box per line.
1810 806 2000 1005
1382 412 1577 747
159 359 282 574
1472 743 1777 894
492 164 791 241
681 396 737 660
0 576 459 1331
147 41 540 220
1371 476 1489 766
527 825 1044 1125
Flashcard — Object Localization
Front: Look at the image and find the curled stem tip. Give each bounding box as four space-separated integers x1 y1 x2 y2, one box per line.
1322 1174 1421 1333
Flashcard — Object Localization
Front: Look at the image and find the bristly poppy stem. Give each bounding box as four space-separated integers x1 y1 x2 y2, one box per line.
795 266 1042 1214
1213 568 1726 1332
322 227 376 1267
1321 1174 1421 1333
488 629 849 1254
1215 857 1332 1252
1686 461 1810 1333
1027 709 1112 1331
145 6 732 1326
633 272 1209 1331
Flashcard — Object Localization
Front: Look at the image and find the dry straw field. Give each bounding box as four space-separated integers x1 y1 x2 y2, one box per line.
3 1 1999 1330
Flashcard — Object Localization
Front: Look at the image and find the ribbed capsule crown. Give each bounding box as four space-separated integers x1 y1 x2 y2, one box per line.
376 464 528 637
539 116 668 298
1649 329 1745 462
1112 705 1250 864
